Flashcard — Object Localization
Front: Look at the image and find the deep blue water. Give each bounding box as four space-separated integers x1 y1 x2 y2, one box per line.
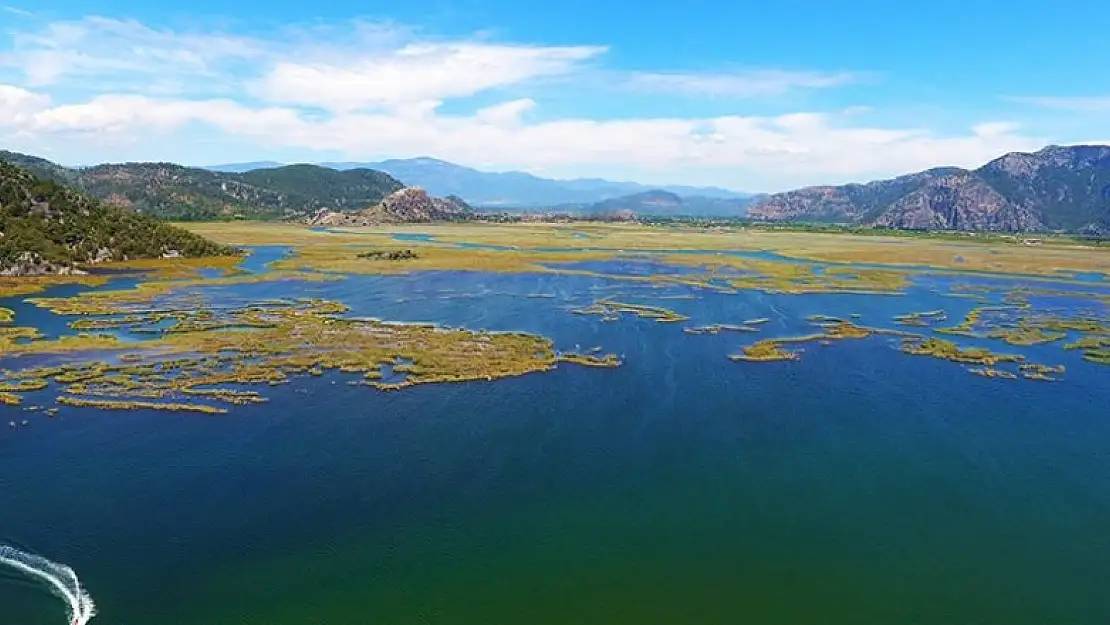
1 263 1109 624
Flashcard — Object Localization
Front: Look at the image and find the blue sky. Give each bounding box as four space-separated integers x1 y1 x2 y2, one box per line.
1 0 1107 191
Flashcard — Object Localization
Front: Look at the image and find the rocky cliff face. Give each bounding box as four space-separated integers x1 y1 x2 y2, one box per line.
873 172 1044 231
307 187 471 226
747 145 1110 232
747 168 965 224
366 187 470 222
745 186 860 223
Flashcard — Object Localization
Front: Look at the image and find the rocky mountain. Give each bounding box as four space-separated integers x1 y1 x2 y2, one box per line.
586 190 755 218
1 151 403 220
0 160 234 274
212 157 750 207
747 145 1110 233
307 188 472 227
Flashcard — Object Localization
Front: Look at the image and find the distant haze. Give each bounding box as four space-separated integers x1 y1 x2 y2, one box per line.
206 157 751 208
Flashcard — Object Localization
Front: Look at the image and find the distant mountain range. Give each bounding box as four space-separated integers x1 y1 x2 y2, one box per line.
585 190 754 218
748 145 1110 234
5 145 1110 231
207 157 751 207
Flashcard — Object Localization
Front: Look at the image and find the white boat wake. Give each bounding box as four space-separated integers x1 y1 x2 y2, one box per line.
0 544 96 624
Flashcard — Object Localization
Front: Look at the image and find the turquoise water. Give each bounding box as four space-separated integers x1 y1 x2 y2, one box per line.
2 262 1110 624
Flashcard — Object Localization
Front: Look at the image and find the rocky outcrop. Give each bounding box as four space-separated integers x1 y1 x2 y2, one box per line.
307 208 369 227
364 187 470 222
306 187 471 226
747 145 1110 232
0 252 87 277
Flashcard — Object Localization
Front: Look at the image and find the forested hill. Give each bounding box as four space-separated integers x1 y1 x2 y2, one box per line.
0 151 404 221
0 160 235 274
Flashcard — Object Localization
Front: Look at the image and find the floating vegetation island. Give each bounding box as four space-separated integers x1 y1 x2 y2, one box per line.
685 323 760 335
571 298 689 323
730 320 893 363
932 287 1110 363
357 249 419 261
728 316 1070 381
893 310 948 326
0 280 622 412
3 221 1109 416
901 337 1024 366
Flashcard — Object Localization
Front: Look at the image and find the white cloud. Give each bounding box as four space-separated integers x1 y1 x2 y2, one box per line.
474 98 536 125
625 69 857 97
22 94 300 136
0 84 50 121
970 121 1021 138
0 89 1045 189
1013 95 1110 113
252 43 605 112
0 16 1075 190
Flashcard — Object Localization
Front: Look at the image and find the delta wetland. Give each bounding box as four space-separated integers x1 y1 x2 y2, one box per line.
2 221 1109 417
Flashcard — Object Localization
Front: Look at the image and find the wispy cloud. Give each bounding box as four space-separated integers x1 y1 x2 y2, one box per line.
1011 95 1110 112
252 42 606 112
0 16 269 91
624 69 858 97
0 4 35 17
0 15 605 109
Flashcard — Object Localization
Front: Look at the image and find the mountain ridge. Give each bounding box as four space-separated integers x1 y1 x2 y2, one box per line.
8 145 1110 232
586 190 754 218
747 145 1110 233
0 152 404 220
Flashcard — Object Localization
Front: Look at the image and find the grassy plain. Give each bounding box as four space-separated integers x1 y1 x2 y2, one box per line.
183 221 1110 279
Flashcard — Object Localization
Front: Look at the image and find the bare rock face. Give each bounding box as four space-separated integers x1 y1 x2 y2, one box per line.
304 188 470 226
90 247 114 264
307 208 372 227
0 252 87 277
747 167 966 224
746 186 860 222
745 145 1110 232
874 173 1044 231
363 187 468 222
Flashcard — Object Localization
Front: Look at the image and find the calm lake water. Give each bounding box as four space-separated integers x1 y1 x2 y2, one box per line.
2 258 1109 624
